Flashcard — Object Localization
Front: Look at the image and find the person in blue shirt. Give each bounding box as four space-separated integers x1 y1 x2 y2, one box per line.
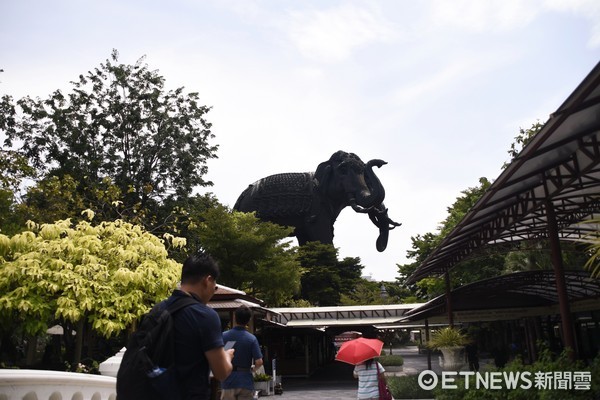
221 305 264 400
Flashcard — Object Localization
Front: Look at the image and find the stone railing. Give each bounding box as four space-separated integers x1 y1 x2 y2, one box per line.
0 369 116 400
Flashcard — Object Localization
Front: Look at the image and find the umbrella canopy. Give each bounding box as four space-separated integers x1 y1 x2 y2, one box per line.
335 337 384 365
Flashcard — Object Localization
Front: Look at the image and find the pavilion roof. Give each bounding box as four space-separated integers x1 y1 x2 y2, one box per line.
407 61 600 284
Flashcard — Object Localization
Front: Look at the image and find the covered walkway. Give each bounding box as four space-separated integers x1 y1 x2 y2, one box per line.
260 303 428 377
406 61 600 360
268 303 423 329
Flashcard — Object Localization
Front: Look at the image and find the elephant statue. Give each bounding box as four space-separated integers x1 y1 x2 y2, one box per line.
233 150 400 252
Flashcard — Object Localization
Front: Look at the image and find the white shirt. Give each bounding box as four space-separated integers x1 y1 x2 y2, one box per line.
353 361 384 399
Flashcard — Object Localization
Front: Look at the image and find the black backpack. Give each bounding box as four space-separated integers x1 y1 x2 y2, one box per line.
116 295 199 400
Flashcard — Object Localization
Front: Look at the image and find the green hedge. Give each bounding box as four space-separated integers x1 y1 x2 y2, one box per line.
388 375 432 399
432 348 600 400
378 354 404 366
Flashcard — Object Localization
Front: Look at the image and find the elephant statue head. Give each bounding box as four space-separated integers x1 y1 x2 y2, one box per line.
234 150 400 252
314 151 400 251
314 151 386 213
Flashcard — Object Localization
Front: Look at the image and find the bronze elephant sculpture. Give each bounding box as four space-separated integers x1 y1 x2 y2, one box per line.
233 150 400 251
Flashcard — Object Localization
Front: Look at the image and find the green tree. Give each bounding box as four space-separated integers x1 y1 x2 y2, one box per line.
576 224 600 279
157 193 222 262
502 120 544 169
586 238 600 279
15 175 87 225
0 149 36 192
294 242 367 306
397 178 493 300
383 280 415 303
295 242 347 306
438 177 491 238
336 256 364 294
339 279 394 305
192 204 301 306
340 280 378 305
396 232 442 301
296 242 340 306
0 213 185 365
398 120 579 299
0 149 37 235
2 49 218 229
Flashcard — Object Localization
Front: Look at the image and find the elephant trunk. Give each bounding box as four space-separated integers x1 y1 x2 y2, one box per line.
369 204 402 252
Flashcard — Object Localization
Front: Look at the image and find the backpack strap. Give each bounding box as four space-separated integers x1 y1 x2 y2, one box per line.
165 294 200 315
146 295 200 365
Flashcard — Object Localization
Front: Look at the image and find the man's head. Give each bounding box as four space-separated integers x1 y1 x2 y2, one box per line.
234 305 252 326
180 251 220 303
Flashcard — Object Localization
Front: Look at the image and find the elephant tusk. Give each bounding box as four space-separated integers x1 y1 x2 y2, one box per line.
388 220 402 230
348 198 373 213
385 213 402 229
368 206 402 230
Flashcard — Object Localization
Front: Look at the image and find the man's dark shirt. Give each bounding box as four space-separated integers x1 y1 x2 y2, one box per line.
166 290 224 400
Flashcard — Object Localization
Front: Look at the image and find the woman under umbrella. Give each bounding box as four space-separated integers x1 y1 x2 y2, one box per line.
335 338 387 399
353 358 386 400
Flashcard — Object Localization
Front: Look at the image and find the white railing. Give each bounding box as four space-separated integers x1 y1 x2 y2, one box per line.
0 369 116 400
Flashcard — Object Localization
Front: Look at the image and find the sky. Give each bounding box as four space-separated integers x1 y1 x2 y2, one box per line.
1 0 599 281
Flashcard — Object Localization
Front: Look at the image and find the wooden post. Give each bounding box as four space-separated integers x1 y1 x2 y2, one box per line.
425 319 432 370
545 200 577 359
445 271 454 327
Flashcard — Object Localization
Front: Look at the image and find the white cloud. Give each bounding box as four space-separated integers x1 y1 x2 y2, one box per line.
285 4 398 62
392 59 472 108
390 49 517 111
428 0 600 47
544 0 600 47
429 0 540 33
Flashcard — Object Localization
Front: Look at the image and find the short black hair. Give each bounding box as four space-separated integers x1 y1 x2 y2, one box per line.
235 305 252 326
181 251 220 284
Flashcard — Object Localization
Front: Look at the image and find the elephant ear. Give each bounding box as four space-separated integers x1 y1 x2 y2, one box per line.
314 161 332 191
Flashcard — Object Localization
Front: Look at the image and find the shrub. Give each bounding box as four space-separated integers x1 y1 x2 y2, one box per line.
253 373 272 382
388 375 432 399
378 354 404 366
427 327 469 349
432 346 600 400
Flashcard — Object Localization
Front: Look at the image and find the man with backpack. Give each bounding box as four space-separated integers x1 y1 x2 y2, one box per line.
117 251 235 400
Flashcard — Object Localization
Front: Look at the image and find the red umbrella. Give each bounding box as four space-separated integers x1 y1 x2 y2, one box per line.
335 338 384 365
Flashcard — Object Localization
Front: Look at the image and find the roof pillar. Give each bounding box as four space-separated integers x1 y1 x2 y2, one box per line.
444 270 454 327
545 200 577 360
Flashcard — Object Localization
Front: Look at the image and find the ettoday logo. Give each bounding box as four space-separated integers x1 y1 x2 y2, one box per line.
418 370 592 391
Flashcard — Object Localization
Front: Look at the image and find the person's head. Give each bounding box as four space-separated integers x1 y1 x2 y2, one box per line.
234 305 252 326
180 251 220 303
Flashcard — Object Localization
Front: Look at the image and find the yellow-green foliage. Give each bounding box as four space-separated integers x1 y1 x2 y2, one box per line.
427 327 469 349
0 213 185 337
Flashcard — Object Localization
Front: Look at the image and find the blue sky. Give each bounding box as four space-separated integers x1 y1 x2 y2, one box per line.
1 1 599 281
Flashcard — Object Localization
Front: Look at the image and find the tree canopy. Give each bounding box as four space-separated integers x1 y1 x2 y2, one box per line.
296 242 364 306
0 213 185 363
1 50 218 230
191 204 301 306
397 177 493 299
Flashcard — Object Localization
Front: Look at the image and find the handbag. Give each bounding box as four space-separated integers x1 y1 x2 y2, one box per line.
376 363 393 400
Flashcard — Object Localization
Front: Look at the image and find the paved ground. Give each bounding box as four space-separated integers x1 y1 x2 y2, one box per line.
269 346 440 399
